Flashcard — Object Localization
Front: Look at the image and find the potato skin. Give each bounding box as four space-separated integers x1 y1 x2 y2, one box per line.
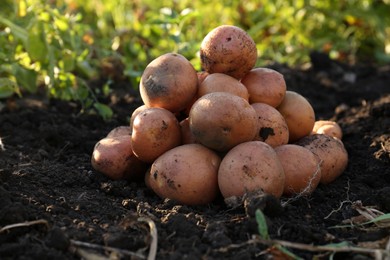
218 141 285 199
106 126 132 138
241 68 287 107
145 144 221 205
129 104 148 130
91 135 148 181
277 91 315 143
198 73 249 101
296 134 348 184
139 53 198 113
131 107 181 163
179 118 198 145
312 120 343 139
189 92 258 152
274 144 321 196
251 102 289 147
200 25 257 79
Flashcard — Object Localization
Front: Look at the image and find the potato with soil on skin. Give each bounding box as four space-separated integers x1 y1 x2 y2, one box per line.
218 141 285 199
91 135 148 181
277 91 316 143
131 107 181 163
197 71 209 84
179 118 198 145
129 104 148 130
274 144 321 196
200 25 257 79
189 92 258 152
139 53 198 113
251 102 289 147
145 144 221 205
241 67 287 107
106 126 132 138
198 73 249 101
312 120 343 139
296 134 348 184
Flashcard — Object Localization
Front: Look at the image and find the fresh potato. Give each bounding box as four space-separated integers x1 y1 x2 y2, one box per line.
189 92 258 152
139 53 198 113
312 120 343 139
296 134 348 184
251 102 289 147
241 67 287 107
145 144 221 205
197 71 209 84
106 126 132 138
91 135 148 181
198 73 249 101
129 104 148 130
274 144 321 196
277 91 316 143
218 141 285 199
179 118 198 145
131 107 181 163
200 25 257 79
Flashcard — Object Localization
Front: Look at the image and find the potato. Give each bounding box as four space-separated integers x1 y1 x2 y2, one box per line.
197 71 209 84
198 73 249 101
296 134 348 184
129 104 148 130
277 91 315 143
139 53 198 113
200 25 257 79
312 120 343 139
131 107 181 163
145 144 221 205
218 141 285 199
106 126 132 138
241 68 287 107
189 92 258 152
274 144 321 196
179 118 198 145
91 135 148 181
251 102 289 147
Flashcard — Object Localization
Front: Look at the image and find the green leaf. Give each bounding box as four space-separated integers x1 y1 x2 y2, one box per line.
276 245 303 260
13 64 37 93
27 22 48 62
0 15 28 43
0 78 19 98
93 102 113 120
255 209 270 240
362 213 390 225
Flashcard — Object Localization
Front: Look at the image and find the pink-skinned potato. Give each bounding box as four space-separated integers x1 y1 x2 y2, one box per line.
277 91 315 143
241 67 287 107
275 144 321 196
91 135 148 181
296 134 348 184
251 102 289 147
189 92 257 152
131 107 182 163
312 120 343 140
218 141 285 199
145 144 221 205
139 53 198 113
200 25 257 79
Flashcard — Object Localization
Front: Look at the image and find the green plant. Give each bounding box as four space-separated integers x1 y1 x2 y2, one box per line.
0 0 113 119
1 0 389 119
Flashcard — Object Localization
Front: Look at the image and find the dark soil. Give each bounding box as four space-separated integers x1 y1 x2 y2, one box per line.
1 58 389 259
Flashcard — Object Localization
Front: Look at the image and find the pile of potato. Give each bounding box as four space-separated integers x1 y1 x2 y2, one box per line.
91 25 348 205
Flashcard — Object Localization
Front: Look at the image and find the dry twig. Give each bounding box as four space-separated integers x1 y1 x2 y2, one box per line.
0 219 49 233
70 239 146 259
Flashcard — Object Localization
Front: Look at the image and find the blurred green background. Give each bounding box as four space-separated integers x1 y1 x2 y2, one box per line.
1 0 389 118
